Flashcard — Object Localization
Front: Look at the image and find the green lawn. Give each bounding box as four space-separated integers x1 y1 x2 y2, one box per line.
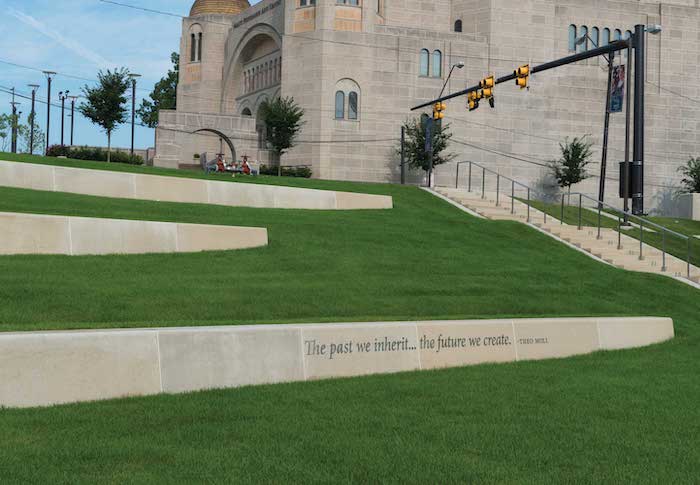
0 154 699 483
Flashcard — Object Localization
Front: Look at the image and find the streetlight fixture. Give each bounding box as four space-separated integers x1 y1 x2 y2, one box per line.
68 95 79 146
42 71 56 155
438 61 465 99
128 73 141 156
27 84 40 155
59 91 70 146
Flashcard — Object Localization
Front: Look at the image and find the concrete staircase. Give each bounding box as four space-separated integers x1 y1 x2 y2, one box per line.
436 187 700 286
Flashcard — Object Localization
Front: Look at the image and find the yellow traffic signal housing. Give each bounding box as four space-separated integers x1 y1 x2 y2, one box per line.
467 90 480 111
514 64 530 90
433 101 447 120
479 75 495 89
481 87 493 99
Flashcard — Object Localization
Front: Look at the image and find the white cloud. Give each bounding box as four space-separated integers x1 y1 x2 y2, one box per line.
7 7 113 69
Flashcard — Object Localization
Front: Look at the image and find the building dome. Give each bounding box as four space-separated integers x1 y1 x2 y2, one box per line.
189 0 250 17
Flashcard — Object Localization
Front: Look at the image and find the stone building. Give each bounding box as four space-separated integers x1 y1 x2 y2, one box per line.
154 0 700 212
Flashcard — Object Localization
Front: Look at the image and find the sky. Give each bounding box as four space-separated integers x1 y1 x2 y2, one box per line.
0 0 259 152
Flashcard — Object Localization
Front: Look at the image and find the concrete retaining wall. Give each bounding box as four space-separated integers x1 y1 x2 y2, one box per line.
0 317 673 408
0 161 393 210
0 212 268 255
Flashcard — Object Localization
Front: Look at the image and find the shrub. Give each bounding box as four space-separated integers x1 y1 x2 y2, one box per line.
260 164 312 178
678 158 700 194
47 145 143 165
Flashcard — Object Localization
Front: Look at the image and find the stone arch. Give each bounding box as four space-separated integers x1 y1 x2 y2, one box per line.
222 23 283 113
192 128 236 161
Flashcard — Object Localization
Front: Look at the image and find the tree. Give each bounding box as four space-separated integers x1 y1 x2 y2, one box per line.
678 157 700 194
137 52 179 128
258 97 305 176
79 68 131 162
398 116 454 174
548 136 593 196
0 114 11 152
19 113 45 155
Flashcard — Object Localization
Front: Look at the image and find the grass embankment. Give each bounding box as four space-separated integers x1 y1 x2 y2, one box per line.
0 154 699 482
529 199 700 267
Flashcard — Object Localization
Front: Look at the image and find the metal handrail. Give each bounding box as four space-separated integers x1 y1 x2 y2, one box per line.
454 160 693 279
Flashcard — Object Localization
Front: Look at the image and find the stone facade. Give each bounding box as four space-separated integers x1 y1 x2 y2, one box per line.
154 0 700 211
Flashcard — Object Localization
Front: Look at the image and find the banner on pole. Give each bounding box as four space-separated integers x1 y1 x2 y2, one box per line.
610 65 626 113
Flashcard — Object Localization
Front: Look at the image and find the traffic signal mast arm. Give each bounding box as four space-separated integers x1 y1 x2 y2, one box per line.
411 39 631 111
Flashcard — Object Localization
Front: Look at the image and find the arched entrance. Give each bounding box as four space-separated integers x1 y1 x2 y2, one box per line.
192 128 237 162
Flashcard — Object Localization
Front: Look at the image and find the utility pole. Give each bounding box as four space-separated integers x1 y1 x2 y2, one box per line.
632 24 646 215
43 71 56 155
28 84 40 155
10 88 20 154
69 96 78 146
59 91 69 146
128 73 141 156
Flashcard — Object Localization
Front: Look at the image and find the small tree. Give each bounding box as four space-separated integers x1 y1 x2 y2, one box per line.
0 114 11 152
137 53 179 128
398 116 454 174
79 68 131 162
19 113 45 155
548 136 593 196
678 158 700 194
258 97 304 176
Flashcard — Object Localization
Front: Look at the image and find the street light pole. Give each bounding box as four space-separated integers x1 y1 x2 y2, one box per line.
10 88 20 154
28 84 39 154
42 71 56 155
59 91 69 146
69 96 78 146
128 73 141 156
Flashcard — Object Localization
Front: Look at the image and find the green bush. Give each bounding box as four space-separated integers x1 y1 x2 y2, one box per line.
46 145 143 165
259 164 312 178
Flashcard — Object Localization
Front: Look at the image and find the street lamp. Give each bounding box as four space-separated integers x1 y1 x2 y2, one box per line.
68 96 79 146
27 84 40 155
438 61 465 99
128 73 141 156
42 71 56 155
59 91 70 146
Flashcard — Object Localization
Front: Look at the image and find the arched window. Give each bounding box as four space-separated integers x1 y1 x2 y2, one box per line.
614 29 622 41
190 33 196 62
624 30 632 40
242 108 252 117
578 26 588 52
432 50 442 77
348 92 358 120
591 27 599 48
335 91 345 119
454 19 463 33
568 24 577 52
419 49 429 77
602 28 610 47
198 33 203 62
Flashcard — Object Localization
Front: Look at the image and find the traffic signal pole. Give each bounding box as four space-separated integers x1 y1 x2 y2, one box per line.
412 27 647 212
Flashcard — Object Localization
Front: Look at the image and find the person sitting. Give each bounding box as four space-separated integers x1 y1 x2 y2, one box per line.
242 160 251 175
216 155 225 173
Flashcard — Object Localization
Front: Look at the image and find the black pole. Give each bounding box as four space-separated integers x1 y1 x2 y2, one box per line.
599 50 615 208
29 88 36 154
60 94 65 146
131 78 136 156
623 41 633 224
425 117 433 187
10 101 18 154
632 24 645 215
70 98 75 146
400 125 406 185
45 76 52 155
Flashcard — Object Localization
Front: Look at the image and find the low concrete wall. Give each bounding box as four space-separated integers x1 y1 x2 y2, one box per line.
0 212 268 255
0 161 393 210
677 193 700 221
0 317 673 408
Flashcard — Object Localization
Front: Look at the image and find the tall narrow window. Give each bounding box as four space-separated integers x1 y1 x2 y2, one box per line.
602 28 610 47
578 26 588 52
419 49 429 77
335 91 345 119
614 29 622 41
568 25 577 52
348 92 358 120
198 33 203 61
454 20 463 33
191 34 196 62
591 27 599 48
432 50 442 78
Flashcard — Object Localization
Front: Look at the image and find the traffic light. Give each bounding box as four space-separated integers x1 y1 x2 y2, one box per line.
467 91 480 111
479 75 495 109
514 64 530 90
433 101 446 120
479 75 495 90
